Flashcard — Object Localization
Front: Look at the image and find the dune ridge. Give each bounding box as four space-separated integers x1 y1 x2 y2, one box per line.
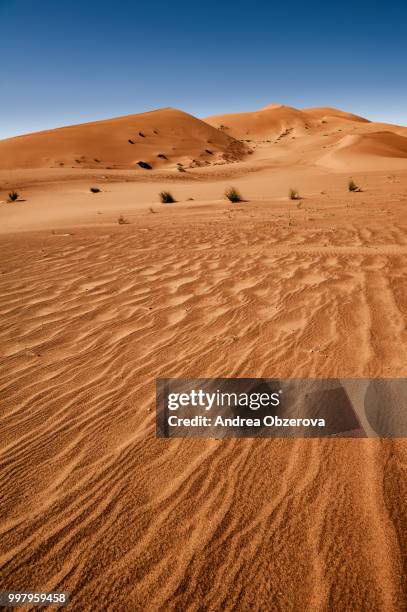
303 106 370 123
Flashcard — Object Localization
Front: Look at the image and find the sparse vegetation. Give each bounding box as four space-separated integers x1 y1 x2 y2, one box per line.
348 178 361 192
205 149 213 155
118 215 129 224
90 186 101 193
8 191 19 202
128 139 135 144
139 132 145 138
157 153 167 159
159 191 176 204
177 166 186 172
289 188 301 200
225 187 243 203
138 161 152 169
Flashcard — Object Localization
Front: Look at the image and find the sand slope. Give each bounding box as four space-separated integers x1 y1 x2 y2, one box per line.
304 106 370 123
0 108 247 170
205 104 407 173
319 131 407 170
205 104 316 139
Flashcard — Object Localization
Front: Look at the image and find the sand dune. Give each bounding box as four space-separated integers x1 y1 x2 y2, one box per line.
1 104 407 610
319 131 407 170
205 104 316 139
0 108 247 171
205 104 371 141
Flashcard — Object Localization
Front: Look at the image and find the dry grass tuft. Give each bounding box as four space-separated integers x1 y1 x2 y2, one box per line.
225 187 243 203
159 191 176 204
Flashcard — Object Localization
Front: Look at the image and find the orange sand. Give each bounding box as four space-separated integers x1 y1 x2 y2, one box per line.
0 104 407 610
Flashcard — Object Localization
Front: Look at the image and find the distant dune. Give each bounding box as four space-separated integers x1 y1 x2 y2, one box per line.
0 107 247 170
303 106 370 123
319 131 407 170
205 104 315 139
1 104 406 175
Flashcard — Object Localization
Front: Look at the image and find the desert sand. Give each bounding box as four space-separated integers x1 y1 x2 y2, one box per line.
0 104 407 610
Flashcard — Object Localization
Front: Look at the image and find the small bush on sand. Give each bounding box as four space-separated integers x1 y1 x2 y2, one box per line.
225 187 243 203
118 215 129 225
289 188 300 200
138 161 152 169
159 191 176 204
348 178 361 192
90 186 101 193
8 191 19 202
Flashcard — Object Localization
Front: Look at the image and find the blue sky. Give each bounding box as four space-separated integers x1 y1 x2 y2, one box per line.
1 0 406 139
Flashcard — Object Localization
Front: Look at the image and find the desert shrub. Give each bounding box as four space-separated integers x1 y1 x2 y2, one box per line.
138 161 152 169
157 153 167 159
225 187 243 203
177 166 186 172
205 149 213 155
289 188 300 200
159 191 176 204
128 139 135 144
8 191 19 202
90 186 101 193
118 215 129 224
348 179 361 192
139 132 145 138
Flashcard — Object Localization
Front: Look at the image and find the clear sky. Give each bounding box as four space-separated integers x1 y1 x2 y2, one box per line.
1 0 406 139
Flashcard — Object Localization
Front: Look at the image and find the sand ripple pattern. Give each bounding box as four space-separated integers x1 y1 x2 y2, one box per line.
0 222 407 611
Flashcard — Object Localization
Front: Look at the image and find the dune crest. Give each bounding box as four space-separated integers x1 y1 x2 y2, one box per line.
304 107 370 123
